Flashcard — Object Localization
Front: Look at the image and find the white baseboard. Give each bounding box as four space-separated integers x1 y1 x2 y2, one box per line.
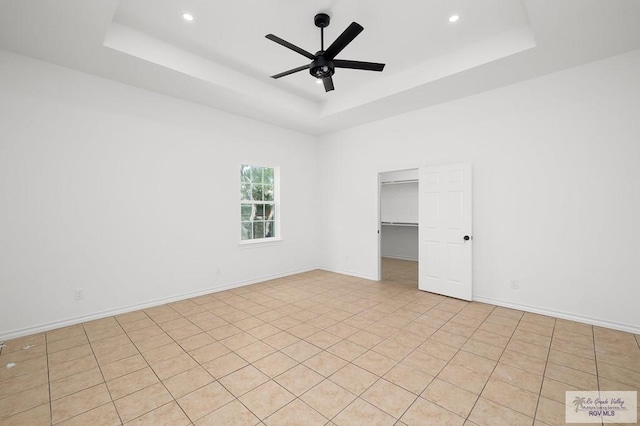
474 296 640 335
0 266 318 341
318 267 378 281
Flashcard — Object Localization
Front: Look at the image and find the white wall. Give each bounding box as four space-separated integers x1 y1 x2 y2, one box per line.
318 49 640 333
381 226 418 261
0 50 319 340
380 182 419 224
380 173 419 261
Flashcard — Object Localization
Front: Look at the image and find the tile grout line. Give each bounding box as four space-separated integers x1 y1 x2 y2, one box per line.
144 305 229 424
462 307 529 424
182 274 416 423
85 322 126 425
367 300 479 422
45 332 53 425
213 281 351 424
120 309 190 425
530 317 557 426
321 296 486 423
325 292 460 423
591 325 605 426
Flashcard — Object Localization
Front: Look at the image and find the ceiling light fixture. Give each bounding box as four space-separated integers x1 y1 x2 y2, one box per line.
449 15 460 23
182 13 194 22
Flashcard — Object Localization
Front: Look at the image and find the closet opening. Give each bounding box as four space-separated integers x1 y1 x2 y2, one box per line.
378 168 419 288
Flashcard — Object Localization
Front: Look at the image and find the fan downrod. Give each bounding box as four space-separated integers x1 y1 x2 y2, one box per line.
314 13 330 28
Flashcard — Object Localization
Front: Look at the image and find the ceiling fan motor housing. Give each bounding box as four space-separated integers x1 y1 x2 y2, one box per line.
314 13 330 28
310 54 334 78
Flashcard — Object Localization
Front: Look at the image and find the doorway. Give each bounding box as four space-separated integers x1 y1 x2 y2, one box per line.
379 168 419 287
378 163 473 300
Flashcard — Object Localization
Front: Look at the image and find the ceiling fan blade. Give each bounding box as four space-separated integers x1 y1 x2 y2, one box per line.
271 65 310 79
334 60 385 72
265 34 315 60
322 76 335 92
324 22 363 59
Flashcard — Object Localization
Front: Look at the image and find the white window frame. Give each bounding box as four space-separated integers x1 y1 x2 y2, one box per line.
239 164 281 245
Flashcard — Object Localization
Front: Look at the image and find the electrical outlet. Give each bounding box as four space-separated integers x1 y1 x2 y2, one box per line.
74 289 85 301
510 280 520 290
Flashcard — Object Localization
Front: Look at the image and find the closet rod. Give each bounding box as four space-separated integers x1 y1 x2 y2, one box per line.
380 179 418 185
381 222 418 227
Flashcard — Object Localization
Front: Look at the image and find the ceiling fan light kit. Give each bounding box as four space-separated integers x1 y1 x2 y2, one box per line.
266 13 385 92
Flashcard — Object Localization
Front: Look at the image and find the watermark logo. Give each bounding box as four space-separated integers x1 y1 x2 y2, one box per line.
566 391 637 423
572 396 587 412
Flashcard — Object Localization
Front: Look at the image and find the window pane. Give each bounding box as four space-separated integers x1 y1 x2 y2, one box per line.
241 165 277 241
253 222 265 239
265 221 275 238
264 204 275 220
241 184 252 201
263 184 274 201
251 204 264 221
264 167 274 185
252 184 263 201
241 222 253 240
241 165 252 183
241 204 252 221
251 166 263 183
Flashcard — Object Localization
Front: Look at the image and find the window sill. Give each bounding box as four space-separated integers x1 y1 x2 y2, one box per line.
239 238 283 248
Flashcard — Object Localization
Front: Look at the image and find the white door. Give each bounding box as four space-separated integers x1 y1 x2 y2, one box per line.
419 163 472 300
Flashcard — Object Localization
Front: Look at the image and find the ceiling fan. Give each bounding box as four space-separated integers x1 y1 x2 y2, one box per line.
266 13 385 92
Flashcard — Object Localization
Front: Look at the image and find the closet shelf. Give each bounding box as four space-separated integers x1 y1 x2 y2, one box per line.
381 222 418 227
380 179 418 185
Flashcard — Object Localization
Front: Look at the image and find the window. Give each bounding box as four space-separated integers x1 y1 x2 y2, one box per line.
240 164 278 241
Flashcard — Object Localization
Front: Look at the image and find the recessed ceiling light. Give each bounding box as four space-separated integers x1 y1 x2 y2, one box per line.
182 13 194 22
449 15 460 23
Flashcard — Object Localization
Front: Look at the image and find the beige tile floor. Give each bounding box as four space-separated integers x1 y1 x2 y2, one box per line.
1 258 639 425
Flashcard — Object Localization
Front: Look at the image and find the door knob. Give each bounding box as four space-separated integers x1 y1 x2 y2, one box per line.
464 235 471 241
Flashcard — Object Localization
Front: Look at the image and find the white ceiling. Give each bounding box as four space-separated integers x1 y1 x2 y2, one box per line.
1 0 640 135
